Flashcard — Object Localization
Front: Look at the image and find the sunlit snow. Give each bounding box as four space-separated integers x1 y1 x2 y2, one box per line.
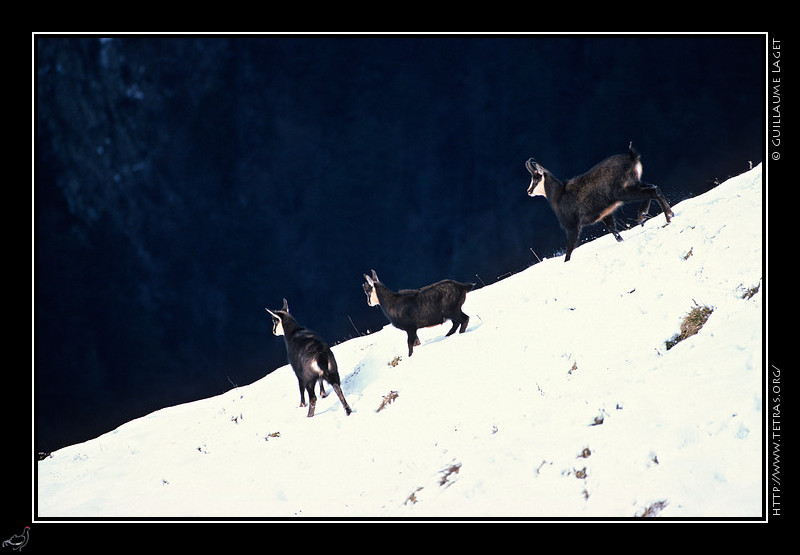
37 164 764 520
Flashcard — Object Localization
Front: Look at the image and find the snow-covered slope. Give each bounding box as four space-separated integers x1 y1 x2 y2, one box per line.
37 164 764 519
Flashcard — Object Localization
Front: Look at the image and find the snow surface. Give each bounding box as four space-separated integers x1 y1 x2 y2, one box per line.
37 164 764 520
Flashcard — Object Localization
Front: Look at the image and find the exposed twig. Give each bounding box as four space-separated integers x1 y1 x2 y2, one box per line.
347 315 363 337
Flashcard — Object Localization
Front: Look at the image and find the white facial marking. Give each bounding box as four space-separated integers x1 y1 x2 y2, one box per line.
267 309 284 336
368 287 379 306
635 161 643 180
528 176 547 197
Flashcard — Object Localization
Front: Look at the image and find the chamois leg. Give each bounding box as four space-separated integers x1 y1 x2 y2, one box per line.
601 214 624 242
406 330 420 356
331 383 353 415
298 380 307 408
458 312 470 333
623 182 674 224
446 320 460 336
305 382 317 417
319 380 328 398
636 199 652 225
445 312 469 335
650 184 675 221
564 226 581 262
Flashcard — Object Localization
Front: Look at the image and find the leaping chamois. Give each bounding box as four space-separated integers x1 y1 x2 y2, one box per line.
526 142 674 261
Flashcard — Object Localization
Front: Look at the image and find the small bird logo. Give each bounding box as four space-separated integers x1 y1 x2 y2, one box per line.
2 526 29 551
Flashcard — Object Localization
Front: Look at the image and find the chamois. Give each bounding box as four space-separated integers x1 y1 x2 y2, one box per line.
363 270 474 357
526 142 674 261
266 299 352 418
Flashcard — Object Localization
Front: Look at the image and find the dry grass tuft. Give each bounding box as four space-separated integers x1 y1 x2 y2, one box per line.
666 303 713 350
376 390 399 412
637 499 669 517
740 282 760 300
439 463 462 487
404 487 424 505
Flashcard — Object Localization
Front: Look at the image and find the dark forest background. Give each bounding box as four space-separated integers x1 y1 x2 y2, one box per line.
34 35 764 452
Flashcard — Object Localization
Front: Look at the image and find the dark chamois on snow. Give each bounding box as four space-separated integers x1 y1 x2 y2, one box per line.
266 299 352 417
526 142 674 261
363 270 475 357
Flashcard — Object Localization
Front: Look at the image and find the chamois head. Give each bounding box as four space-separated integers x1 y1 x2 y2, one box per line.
525 158 547 198
265 298 290 336
362 270 380 307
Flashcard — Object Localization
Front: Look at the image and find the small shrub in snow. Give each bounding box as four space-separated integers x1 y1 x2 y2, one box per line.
740 282 760 300
404 487 423 505
376 391 398 412
637 499 669 517
665 303 713 350
568 361 578 375
439 463 462 487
